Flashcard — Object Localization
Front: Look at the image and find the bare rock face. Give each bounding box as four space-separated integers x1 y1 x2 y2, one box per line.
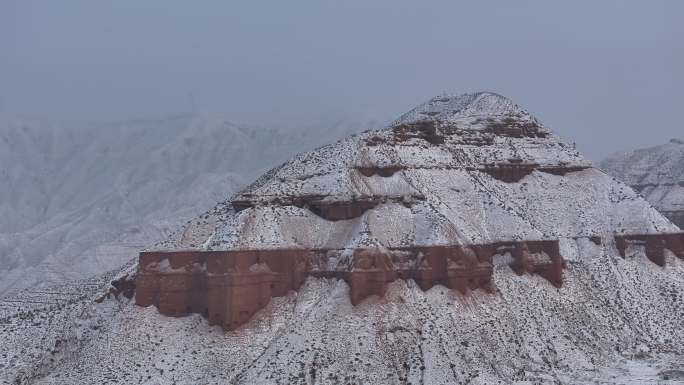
615 233 684 266
601 138 684 229
136 92 681 330
136 241 567 330
95 274 136 303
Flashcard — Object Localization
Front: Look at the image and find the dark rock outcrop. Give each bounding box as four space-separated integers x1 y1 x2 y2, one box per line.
96 274 136 303
615 233 684 266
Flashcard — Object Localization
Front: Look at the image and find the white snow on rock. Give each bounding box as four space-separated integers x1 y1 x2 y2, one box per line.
1 93 683 384
394 91 543 133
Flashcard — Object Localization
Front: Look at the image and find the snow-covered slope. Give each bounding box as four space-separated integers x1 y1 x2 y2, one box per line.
1 93 683 384
601 139 684 229
0 115 362 295
159 92 674 252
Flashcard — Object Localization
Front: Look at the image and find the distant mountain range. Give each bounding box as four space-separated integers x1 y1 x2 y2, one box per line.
0 114 368 295
601 138 684 229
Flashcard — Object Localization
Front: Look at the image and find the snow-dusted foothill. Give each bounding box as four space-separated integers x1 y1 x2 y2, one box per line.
0 114 363 296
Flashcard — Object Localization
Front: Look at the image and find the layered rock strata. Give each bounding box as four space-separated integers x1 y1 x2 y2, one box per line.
137 92 680 330
136 241 565 330
137 232 684 330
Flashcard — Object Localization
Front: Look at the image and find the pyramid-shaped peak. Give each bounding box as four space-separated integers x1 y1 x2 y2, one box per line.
138 90 684 334
393 92 545 135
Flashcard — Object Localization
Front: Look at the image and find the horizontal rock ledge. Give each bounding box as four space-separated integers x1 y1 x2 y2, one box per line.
135 232 684 330
136 241 564 330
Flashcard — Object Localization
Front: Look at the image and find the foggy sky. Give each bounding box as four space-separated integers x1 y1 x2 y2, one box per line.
1 1 682 159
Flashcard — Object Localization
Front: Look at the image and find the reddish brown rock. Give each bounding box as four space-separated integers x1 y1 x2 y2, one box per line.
136 232 684 330
231 194 424 222
482 116 548 138
615 233 684 266
479 162 538 183
356 166 405 178
136 240 566 330
307 200 380 221
478 161 589 183
392 120 445 145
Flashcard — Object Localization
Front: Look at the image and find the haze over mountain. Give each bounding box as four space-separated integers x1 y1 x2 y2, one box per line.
0 115 365 295
2 93 682 384
3 2 683 161
601 139 684 229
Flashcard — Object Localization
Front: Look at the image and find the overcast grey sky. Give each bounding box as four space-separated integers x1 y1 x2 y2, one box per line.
1 1 682 158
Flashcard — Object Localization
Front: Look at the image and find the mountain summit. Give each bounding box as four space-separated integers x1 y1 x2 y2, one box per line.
394 92 544 134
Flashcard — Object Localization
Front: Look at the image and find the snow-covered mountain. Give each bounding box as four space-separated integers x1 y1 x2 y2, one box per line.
1 93 683 384
601 139 684 229
162 92 673 253
0 115 364 295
